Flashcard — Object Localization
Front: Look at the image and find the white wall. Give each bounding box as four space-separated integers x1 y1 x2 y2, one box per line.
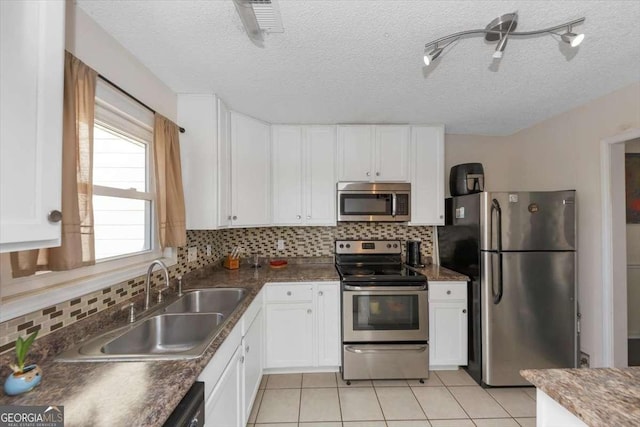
626 139 640 337
487 82 640 366
444 134 511 196
64 1 177 121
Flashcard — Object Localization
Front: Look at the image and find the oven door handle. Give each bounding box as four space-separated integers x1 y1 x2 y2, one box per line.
343 284 427 291
345 345 428 354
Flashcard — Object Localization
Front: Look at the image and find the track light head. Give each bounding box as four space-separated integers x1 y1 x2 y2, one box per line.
493 36 508 59
423 46 444 66
561 31 585 47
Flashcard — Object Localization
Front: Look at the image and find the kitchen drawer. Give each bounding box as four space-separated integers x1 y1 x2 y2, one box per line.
266 284 314 302
429 282 467 301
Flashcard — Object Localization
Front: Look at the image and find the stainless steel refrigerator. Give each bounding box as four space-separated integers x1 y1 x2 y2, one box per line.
438 191 578 387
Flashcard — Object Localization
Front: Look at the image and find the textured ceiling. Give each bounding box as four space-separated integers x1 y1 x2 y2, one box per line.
76 0 640 135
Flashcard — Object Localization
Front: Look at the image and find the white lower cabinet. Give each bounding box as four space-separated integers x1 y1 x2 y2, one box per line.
266 301 314 368
242 308 263 422
199 291 264 427
265 281 341 370
205 345 243 426
316 283 341 366
429 281 468 369
537 389 588 426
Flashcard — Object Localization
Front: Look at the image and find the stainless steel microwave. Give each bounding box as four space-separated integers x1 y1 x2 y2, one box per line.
337 182 411 222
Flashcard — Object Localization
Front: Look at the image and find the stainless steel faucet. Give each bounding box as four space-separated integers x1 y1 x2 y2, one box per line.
145 259 170 310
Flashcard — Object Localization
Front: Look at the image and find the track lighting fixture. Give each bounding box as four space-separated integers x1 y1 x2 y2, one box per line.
423 45 444 66
422 13 585 66
561 26 585 47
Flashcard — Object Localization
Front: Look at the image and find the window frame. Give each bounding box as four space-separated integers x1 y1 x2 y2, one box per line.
92 121 153 261
0 79 176 322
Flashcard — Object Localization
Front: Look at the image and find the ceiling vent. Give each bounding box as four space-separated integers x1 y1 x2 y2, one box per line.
232 0 284 45
250 0 284 33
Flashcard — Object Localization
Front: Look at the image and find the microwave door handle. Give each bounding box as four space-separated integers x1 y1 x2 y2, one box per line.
392 193 397 217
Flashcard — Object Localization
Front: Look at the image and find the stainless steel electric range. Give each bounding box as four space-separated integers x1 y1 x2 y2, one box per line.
335 240 429 382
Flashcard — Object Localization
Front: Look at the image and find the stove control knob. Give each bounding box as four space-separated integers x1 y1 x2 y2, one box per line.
346 244 351 248
393 244 398 248
387 244 391 248
339 244 344 249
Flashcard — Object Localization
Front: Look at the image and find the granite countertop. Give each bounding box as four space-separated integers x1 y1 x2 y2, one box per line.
521 367 640 426
409 264 469 282
0 259 339 427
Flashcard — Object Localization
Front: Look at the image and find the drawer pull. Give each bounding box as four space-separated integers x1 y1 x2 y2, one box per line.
463 309 467 314
307 309 312 314
318 291 324 296
446 290 451 295
287 291 292 296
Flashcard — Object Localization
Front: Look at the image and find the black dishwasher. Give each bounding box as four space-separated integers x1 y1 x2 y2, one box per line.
163 381 205 427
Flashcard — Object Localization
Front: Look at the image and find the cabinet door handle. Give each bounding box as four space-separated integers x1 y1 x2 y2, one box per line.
376 172 380 176
318 291 323 296
307 309 312 314
232 215 237 220
287 291 292 296
366 171 371 176
462 309 467 314
228 215 232 220
296 215 301 219
48 210 62 223
307 215 311 220
446 290 451 295
246 345 250 353
239 355 245 363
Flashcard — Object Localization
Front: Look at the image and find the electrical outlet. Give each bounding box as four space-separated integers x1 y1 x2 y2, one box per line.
206 244 212 256
187 247 197 262
277 239 285 250
580 351 590 368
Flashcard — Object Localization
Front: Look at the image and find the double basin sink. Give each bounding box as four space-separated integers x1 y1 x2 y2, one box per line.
58 288 248 362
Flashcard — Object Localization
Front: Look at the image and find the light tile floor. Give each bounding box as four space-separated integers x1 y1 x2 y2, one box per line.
247 369 536 427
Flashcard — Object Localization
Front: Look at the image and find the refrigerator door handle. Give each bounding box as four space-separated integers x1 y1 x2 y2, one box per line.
491 199 504 304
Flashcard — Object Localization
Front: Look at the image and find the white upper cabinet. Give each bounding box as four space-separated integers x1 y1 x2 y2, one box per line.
217 98 232 228
337 126 374 181
375 125 410 181
337 125 409 182
272 125 336 226
272 126 304 225
305 126 337 225
178 94 218 230
230 112 271 227
0 0 65 253
409 125 445 226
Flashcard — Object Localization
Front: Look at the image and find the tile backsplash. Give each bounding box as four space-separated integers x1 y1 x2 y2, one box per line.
0 224 433 354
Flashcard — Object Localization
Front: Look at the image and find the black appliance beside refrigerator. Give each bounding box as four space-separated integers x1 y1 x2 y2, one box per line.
438 191 579 387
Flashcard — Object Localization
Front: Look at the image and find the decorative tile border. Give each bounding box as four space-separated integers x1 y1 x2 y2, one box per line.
0 224 433 354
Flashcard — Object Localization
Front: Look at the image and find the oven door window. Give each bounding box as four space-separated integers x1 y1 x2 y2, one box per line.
341 194 392 216
352 295 420 330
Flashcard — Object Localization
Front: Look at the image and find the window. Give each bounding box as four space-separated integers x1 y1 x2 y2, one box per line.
92 78 156 261
0 79 174 319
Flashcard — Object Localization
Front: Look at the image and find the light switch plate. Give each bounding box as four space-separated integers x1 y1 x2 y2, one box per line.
277 239 285 250
206 244 212 256
187 247 197 262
